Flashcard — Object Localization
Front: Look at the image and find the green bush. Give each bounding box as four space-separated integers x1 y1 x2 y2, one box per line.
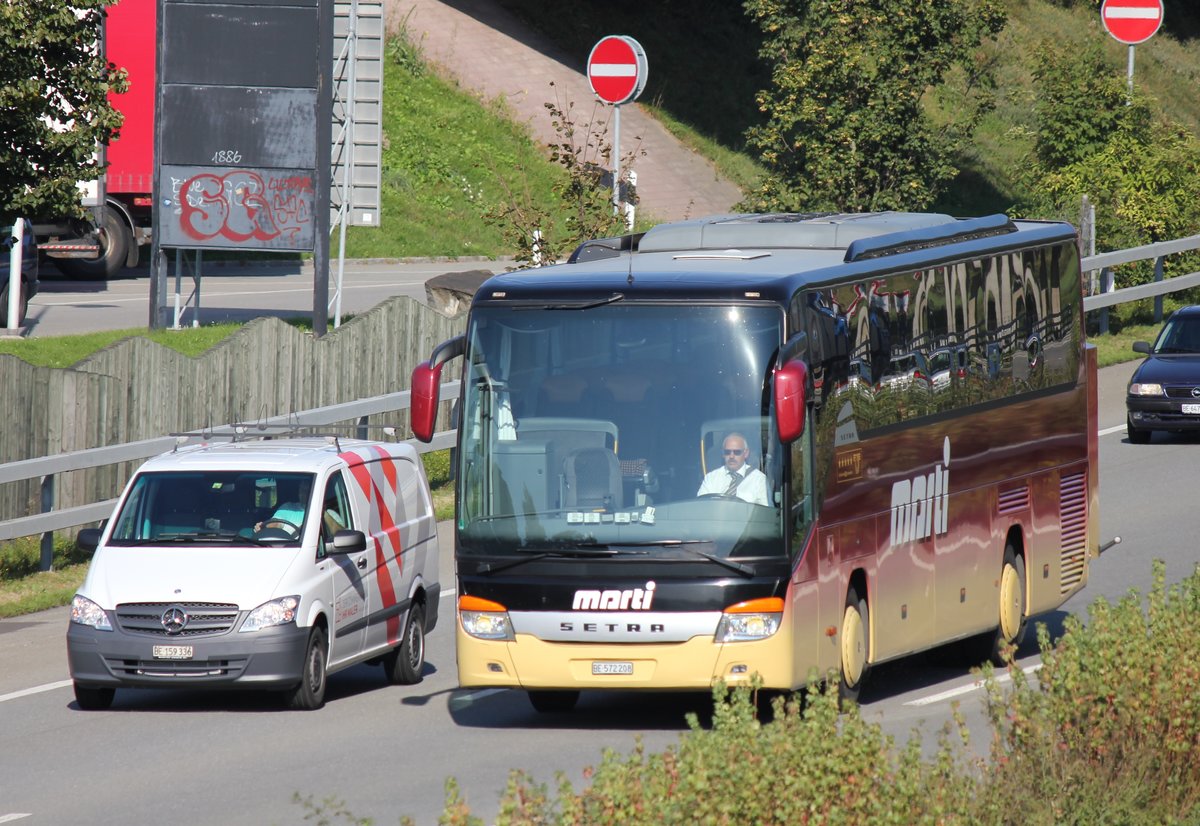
977 560 1200 825
0 535 90 580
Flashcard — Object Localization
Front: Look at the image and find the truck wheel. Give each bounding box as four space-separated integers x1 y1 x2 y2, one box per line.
284 627 328 710
0 279 26 327
73 682 114 711
56 205 130 280
383 604 425 685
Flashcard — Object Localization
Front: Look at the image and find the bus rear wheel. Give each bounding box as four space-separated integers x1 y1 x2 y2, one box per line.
838 585 870 707
964 544 1028 667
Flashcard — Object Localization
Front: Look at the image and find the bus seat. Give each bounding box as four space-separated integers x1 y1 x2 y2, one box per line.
563 448 622 510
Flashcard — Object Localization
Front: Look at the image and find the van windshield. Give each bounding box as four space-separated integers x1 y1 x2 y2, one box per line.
107 471 315 546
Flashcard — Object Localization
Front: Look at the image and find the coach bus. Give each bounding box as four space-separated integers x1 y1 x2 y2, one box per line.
410 211 1099 712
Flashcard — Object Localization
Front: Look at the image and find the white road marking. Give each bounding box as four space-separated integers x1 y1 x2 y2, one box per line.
0 814 33 822
1099 423 1126 437
0 680 72 704
448 688 506 711
905 664 1041 707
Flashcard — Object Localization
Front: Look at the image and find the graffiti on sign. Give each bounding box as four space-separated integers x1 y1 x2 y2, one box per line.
159 165 316 251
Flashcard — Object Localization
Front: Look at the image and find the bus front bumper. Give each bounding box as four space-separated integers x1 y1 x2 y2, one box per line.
456 628 795 691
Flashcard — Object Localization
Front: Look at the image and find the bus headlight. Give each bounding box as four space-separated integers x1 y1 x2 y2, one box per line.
715 597 784 643
459 595 514 641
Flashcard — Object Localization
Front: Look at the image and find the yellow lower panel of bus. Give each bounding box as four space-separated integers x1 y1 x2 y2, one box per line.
457 628 795 691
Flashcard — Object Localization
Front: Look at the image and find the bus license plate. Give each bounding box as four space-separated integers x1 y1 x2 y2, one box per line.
152 645 193 660
1183 404 1200 415
592 661 633 675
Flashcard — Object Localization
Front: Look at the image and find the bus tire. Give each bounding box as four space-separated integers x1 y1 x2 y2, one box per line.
56 205 130 280
383 604 425 685
994 545 1028 662
838 584 870 707
284 627 328 710
527 690 579 713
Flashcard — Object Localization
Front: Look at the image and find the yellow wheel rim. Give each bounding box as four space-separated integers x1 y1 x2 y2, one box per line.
999 563 1023 642
841 604 866 687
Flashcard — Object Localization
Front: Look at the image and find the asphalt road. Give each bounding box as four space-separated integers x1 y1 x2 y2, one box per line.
4 360 1194 826
14 257 514 339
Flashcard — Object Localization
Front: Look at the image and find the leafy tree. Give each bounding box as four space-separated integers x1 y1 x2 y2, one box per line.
0 0 126 219
1017 39 1200 288
740 0 1007 213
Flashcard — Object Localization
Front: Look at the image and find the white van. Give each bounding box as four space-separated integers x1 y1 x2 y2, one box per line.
66 437 441 710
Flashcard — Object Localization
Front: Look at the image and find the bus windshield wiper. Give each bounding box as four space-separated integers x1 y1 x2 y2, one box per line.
566 540 756 577
474 545 630 575
544 293 624 311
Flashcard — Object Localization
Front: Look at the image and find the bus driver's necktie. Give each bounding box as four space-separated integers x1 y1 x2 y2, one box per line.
725 470 742 496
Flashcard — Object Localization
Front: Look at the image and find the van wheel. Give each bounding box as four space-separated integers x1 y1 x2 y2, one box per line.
284 627 328 710
0 279 26 327
528 690 579 713
838 584 870 707
73 683 114 711
383 604 425 685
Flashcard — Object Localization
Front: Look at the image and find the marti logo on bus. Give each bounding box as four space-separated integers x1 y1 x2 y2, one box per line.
572 581 657 611
890 437 951 547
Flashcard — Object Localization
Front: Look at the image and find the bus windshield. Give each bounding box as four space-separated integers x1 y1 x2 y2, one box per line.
456 302 787 559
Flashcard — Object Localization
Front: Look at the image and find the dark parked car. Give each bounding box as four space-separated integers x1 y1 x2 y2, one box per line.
1126 305 1200 443
1 217 39 328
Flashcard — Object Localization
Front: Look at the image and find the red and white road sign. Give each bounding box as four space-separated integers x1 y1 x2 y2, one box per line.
1101 0 1164 45
587 35 648 106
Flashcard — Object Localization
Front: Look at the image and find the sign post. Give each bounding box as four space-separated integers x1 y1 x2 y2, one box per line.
587 36 647 216
1101 0 1164 100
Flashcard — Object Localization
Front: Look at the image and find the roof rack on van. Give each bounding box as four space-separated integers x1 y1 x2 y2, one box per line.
168 422 403 451
842 213 1017 263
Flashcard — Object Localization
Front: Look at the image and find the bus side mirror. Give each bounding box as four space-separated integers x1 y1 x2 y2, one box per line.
775 360 808 444
411 361 442 443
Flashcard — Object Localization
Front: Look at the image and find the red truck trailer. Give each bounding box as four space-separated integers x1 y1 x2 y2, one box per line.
33 0 155 279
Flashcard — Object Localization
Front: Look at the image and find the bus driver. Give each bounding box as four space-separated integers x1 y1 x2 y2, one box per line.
697 432 769 506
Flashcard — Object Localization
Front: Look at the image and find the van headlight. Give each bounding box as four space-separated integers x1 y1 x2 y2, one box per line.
241 596 300 632
459 595 514 641
71 595 112 631
715 597 784 642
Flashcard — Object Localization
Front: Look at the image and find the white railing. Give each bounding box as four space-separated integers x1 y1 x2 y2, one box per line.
0 383 460 569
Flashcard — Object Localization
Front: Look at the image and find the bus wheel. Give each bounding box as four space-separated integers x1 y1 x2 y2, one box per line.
284 627 328 710
995 546 1027 660
528 690 579 714
838 585 870 707
56 205 130 280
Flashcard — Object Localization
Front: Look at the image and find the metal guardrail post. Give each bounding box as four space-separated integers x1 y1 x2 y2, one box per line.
1099 267 1114 334
1154 256 1165 323
40 474 55 572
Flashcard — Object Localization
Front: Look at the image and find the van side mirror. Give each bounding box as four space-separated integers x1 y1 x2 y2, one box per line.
330 530 367 553
774 360 808 444
77 528 102 553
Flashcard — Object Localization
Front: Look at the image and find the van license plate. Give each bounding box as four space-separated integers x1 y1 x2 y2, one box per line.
153 645 193 659
1183 404 1200 414
592 661 633 675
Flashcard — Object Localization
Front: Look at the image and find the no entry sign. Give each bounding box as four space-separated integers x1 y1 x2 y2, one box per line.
587 35 648 105
1101 0 1164 45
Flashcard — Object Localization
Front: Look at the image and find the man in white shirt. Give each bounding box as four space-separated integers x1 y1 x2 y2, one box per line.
696 432 769 506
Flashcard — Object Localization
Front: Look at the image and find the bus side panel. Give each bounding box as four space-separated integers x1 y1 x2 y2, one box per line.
932 481 996 645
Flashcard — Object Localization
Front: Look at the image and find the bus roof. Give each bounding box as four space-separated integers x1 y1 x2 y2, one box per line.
473 212 1078 305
